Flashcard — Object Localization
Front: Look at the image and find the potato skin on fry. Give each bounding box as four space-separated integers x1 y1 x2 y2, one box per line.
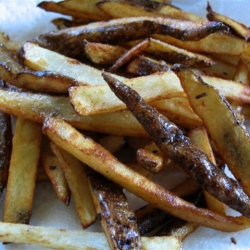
102 71 250 218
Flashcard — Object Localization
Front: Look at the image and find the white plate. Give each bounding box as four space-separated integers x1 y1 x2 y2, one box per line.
0 0 250 249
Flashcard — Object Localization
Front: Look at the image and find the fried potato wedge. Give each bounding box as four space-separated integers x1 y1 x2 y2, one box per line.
207 2 250 40
0 222 181 250
154 33 245 55
146 38 216 67
37 15 228 57
43 117 250 231
88 170 141 250
3 118 42 224
51 143 97 229
0 111 12 195
22 42 126 85
0 89 146 137
40 137 70 206
69 71 183 115
84 40 127 65
177 66 250 199
102 71 250 218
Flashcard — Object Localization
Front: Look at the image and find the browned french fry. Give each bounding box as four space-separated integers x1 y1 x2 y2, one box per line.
0 111 12 195
50 142 97 229
109 38 150 72
146 38 216 67
176 66 250 200
207 2 250 40
0 222 181 250
37 15 228 58
0 32 22 52
84 40 127 65
102 71 250 218
69 71 183 115
155 5 205 21
0 88 147 137
43 117 250 231
3 118 42 224
88 170 141 250
40 137 70 206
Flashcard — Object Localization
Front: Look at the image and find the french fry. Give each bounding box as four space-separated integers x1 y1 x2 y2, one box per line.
145 38 216 67
43 117 250 231
0 88 147 137
22 42 127 85
69 71 183 115
0 222 181 250
176 66 250 199
3 118 42 224
109 38 150 72
40 137 70 206
0 111 12 195
37 15 228 57
99 135 125 154
88 170 142 250
50 142 97 229
207 2 250 40
84 40 127 65
102 71 250 218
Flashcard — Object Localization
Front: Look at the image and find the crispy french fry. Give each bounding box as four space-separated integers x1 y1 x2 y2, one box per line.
207 2 250 40
50 142 97 229
37 15 228 57
0 111 12 195
3 118 42 224
176 66 250 199
22 42 126 85
109 38 150 72
84 40 127 65
43 117 250 231
0 222 181 250
40 137 70 206
102 71 250 218
0 88 147 137
69 71 183 115
88 170 141 250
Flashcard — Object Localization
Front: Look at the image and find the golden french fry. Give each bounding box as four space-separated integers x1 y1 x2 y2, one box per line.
40 137 70 206
69 71 183 115
22 42 126 85
3 118 42 224
43 117 250 232
84 40 127 65
177 67 250 198
0 222 181 250
50 142 97 229
0 88 147 137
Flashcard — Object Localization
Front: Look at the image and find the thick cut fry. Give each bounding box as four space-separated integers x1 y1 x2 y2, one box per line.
0 111 12 195
43 117 250 231
50 143 97 229
154 33 245 55
37 16 228 57
58 0 109 21
40 137 70 206
102 71 250 218
69 71 183 115
22 42 126 85
88 171 141 250
146 38 216 67
84 41 127 65
207 2 250 40
0 222 181 250
176 66 250 199
0 88 146 137
3 118 42 224
109 38 150 72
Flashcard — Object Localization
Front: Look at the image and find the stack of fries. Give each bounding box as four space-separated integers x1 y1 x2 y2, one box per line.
0 0 250 249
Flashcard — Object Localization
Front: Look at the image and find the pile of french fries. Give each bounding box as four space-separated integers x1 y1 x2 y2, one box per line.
1 0 250 249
